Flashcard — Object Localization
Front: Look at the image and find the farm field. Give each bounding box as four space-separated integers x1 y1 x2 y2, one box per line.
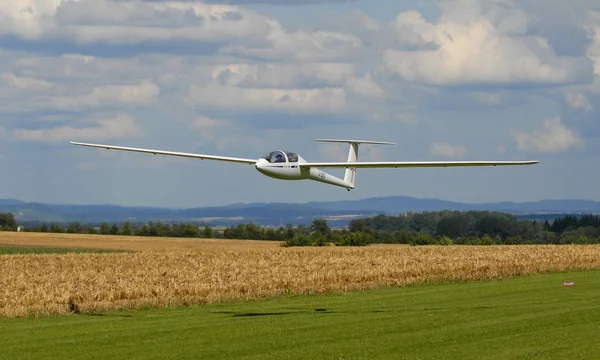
1 232 600 317
1 268 599 359
0 231 281 251
0 245 128 255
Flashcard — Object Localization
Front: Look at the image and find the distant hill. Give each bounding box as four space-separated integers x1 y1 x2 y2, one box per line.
2 196 600 227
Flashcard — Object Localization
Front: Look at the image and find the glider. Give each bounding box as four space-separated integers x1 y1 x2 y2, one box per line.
69 139 539 191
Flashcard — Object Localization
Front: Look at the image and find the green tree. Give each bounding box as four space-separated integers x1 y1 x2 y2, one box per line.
480 234 495 245
436 214 470 238
203 225 213 238
311 219 330 237
336 231 372 246
49 223 64 233
0 213 17 231
110 224 120 235
409 233 435 246
99 222 110 235
66 222 82 234
122 221 132 235
281 234 312 247
436 236 454 246
348 219 366 232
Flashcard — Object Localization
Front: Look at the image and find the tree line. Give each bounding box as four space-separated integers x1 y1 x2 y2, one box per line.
3 211 600 246
347 211 600 245
17 220 216 238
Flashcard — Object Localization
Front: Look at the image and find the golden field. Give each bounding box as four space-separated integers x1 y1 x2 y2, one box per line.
1 232 600 318
0 231 281 251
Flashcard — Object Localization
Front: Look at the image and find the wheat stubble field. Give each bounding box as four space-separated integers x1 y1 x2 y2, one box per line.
2 232 600 318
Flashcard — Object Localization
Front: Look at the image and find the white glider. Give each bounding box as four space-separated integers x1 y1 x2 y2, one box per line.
70 139 538 191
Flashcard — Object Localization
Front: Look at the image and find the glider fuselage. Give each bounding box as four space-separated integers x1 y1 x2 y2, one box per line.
254 151 353 190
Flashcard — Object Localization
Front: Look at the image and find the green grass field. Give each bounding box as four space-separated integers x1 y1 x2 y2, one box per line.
2 268 599 359
0 245 128 255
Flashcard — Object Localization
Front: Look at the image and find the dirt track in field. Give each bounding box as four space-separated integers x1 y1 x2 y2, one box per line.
0 232 282 252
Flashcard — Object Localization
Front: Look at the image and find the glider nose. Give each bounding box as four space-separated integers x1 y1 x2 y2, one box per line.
255 158 268 173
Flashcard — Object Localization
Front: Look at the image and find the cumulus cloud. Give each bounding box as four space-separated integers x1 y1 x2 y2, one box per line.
203 63 385 115
429 143 467 157
585 10 600 90
198 0 351 3
382 1 592 86
189 115 233 144
566 91 592 111
0 72 53 90
12 113 142 143
51 80 160 109
211 62 355 89
0 0 270 44
512 116 584 153
470 91 503 105
0 54 168 116
188 82 347 113
343 73 385 99
220 20 362 62
1 0 598 153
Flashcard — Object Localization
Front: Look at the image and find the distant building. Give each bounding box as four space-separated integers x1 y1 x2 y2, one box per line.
17 226 24 232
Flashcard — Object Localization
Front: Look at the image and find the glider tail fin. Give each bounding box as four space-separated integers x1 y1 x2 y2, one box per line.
343 143 358 189
314 139 395 190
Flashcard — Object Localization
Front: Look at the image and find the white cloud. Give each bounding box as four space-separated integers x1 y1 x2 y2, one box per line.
429 143 467 157
343 73 385 99
0 53 161 112
512 116 584 153
471 91 503 105
51 80 160 109
0 0 62 40
220 20 362 62
584 10 600 91
211 62 356 89
198 0 352 3
0 72 53 90
0 1 270 44
12 113 142 144
188 82 347 113
189 115 233 144
382 1 590 86
566 91 592 111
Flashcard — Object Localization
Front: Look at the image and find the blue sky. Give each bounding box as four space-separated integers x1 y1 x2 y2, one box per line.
0 0 599 208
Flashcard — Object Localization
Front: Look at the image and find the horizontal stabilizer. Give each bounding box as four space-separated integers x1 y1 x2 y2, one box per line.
314 139 395 145
299 160 539 169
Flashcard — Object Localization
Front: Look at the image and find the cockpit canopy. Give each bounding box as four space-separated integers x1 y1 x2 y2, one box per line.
260 150 298 163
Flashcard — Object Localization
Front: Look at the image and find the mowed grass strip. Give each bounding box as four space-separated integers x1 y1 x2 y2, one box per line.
1 269 599 360
2 245 600 317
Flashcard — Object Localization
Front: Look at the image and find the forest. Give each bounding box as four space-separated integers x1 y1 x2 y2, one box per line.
2 210 600 246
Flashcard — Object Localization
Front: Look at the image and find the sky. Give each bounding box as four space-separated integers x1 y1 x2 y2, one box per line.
0 0 599 208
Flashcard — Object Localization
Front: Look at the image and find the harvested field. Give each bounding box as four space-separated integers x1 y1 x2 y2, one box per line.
2 244 600 317
0 232 281 251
